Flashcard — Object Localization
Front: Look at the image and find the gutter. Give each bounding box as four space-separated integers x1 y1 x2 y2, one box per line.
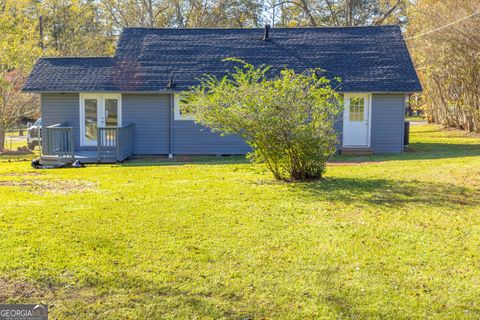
22 90 181 94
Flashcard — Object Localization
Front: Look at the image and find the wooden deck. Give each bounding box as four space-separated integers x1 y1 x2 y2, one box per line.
40 123 134 165
40 149 128 165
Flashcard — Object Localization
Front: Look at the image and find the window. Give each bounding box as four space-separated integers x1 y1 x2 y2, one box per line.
84 98 98 141
104 98 119 127
174 94 194 121
349 97 365 121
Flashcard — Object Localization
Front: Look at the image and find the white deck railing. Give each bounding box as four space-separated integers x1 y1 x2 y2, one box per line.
97 124 134 162
44 124 75 160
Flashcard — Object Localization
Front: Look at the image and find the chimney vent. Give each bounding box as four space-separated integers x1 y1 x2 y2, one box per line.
263 24 271 41
167 74 176 89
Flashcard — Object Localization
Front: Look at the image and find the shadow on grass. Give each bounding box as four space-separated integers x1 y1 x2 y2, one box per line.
112 275 256 319
121 155 249 167
119 141 480 168
0 276 254 319
333 142 480 163
287 177 479 209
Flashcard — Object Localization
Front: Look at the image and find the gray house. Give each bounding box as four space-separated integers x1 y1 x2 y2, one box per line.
23 25 421 163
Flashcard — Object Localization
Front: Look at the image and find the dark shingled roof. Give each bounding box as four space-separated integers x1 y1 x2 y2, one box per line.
23 26 421 93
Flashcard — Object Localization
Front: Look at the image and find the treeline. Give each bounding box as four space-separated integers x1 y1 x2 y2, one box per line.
407 0 480 132
2 0 409 57
0 0 479 148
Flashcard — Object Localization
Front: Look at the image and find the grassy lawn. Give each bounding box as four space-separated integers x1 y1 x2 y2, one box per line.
405 116 426 122
1 124 479 319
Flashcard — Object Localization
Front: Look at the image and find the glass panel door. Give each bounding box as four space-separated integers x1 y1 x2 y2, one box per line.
81 94 121 147
343 94 370 147
104 98 118 127
84 98 98 146
102 98 119 147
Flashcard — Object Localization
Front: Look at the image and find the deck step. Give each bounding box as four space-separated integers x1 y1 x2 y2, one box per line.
40 156 64 166
341 148 373 156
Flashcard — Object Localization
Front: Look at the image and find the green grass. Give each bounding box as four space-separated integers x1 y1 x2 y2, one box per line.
0 130 38 161
405 116 426 122
0 124 479 319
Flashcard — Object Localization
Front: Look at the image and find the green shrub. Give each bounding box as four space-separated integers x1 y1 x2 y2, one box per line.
183 59 342 181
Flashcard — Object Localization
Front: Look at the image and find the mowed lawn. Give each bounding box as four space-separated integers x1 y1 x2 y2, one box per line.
0 124 479 319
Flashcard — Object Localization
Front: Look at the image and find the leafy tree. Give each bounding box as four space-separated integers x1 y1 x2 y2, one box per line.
183 60 342 181
267 0 407 27
407 0 480 131
0 0 42 150
100 0 263 28
40 0 115 55
99 0 170 29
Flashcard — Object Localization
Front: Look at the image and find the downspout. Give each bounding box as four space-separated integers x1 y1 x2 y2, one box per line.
402 93 408 152
169 93 174 158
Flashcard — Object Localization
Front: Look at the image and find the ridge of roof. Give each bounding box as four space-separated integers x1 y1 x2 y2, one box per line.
122 25 400 31
38 56 113 60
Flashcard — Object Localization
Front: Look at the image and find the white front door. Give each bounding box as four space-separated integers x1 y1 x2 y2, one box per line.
80 94 121 147
343 93 371 148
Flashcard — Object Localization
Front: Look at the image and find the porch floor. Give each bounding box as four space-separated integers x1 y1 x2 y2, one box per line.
40 149 123 165
74 149 102 163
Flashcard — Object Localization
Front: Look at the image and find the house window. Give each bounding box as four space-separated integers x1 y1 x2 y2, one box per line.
173 94 194 121
349 97 365 121
84 99 98 141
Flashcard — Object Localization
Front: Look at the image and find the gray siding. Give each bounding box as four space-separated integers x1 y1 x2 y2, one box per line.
41 93 80 151
173 120 250 155
39 92 405 157
122 94 171 154
371 93 405 153
334 117 343 151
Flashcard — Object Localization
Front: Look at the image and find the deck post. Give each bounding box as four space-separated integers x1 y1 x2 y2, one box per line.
45 128 51 155
69 129 75 160
97 128 101 162
116 127 120 162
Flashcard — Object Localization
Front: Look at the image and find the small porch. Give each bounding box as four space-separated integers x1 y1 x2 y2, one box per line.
40 123 134 165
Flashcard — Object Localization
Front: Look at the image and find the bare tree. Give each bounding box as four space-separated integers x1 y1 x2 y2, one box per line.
407 0 480 132
268 0 407 27
100 0 262 29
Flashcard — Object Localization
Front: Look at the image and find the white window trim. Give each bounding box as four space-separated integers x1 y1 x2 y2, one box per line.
79 93 122 147
342 93 372 148
173 93 194 121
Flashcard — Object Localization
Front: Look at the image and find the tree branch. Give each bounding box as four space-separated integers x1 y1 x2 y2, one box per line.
373 0 402 25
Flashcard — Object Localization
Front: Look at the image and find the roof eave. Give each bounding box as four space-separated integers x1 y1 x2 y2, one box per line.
21 89 181 94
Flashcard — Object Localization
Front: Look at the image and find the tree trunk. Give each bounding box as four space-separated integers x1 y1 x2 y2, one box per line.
0 130 5 152
299 0 317 26
142 0 154 27
345 0 354 26
0 93 5 151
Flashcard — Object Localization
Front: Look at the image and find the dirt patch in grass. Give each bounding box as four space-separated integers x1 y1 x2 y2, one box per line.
0 147 34 155
0 179 98 195
0 278 47 302
0 172 42 177
0 158 36 163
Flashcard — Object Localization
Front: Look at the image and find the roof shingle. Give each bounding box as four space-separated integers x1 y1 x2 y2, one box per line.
23 26 421 93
